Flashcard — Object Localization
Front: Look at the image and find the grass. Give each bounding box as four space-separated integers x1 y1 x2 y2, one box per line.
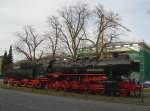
1 85 150 106
144 88 150 93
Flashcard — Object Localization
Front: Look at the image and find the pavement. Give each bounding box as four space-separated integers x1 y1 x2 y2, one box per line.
0 88 150 111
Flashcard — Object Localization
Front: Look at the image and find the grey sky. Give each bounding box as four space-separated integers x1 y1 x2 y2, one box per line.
0 0 150 60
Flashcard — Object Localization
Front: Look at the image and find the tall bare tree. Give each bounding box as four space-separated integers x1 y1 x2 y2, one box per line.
82 4 129 61
58 3 89 61
15 25 45 78
45 16 61 60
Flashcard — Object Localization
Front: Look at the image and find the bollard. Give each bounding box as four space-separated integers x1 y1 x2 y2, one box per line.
140 83 144 104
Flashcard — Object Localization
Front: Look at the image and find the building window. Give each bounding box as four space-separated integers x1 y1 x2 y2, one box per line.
124 45 130 47
115 46 121 48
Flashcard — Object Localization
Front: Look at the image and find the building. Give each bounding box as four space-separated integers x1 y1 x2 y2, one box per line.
0 56 3 76
77 42 150 81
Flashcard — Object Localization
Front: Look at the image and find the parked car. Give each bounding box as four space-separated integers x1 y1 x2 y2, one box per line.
143 81 150 88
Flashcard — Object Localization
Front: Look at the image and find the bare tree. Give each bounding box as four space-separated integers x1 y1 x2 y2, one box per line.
82 4 129 61
45 16 61 60
58 3 89 61
15 25 45 78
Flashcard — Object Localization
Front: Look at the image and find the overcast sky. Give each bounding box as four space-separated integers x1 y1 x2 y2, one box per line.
0 0 150 60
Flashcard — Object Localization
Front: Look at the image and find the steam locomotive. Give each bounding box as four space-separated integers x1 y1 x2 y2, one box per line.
3 54 141 97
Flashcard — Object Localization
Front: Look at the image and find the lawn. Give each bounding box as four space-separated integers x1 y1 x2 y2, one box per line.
144 88 150 93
